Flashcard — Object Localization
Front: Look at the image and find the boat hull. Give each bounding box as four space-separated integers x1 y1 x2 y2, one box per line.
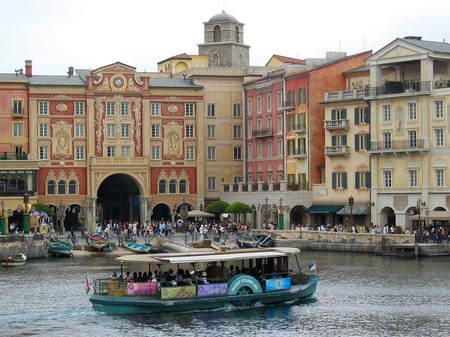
1 253 27 267
47 240 73 256
89 276 318 315
124 242 151 253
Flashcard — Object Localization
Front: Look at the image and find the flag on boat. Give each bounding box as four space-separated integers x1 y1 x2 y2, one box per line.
85 274 92 294
308 262 316 271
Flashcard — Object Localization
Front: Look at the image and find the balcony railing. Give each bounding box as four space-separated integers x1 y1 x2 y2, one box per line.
292 149 307 159
324 89 365 102
0 152 29 160
324 145 350 156
290 123 306 134
252 128 273 138
90 156 149 166
364 81 432 97
283 100 295 111
369 139 427 153
324 119 349 131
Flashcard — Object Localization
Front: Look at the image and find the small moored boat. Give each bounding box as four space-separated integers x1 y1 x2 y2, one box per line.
236 232 259 248
47 238 74 257
89 247 319 314
88 234 108 250
124 242 151 254
1 253 27 267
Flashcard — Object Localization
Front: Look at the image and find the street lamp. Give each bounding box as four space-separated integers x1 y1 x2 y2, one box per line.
366 201 375 227
349 196 354 230
78 200 88 237
0 200 5 235
277 197 287 230
409 199 427 231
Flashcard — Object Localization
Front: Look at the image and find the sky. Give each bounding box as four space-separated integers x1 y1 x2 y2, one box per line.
1 0 449 75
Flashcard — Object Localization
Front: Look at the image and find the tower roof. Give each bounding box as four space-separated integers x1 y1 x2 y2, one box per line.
209 10 239 23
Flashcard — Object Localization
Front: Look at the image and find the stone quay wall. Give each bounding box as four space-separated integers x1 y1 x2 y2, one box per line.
0 236 48 259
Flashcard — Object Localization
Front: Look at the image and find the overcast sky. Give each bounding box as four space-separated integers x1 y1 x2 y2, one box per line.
1 0 449 75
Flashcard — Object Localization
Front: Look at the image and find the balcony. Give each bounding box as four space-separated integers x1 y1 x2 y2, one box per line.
89 156 149 167
364 81 431 98
291 123 306 134
283 100 295 112
292 149 307 159
369 139 428 154
324 119 349 131
324 145 350 157
252 128 273 138
324 89 365 102
0 152 29 160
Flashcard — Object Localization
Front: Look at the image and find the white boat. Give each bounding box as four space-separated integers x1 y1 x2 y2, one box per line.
88 234 108 250
1 253 27 267
89 247 319 314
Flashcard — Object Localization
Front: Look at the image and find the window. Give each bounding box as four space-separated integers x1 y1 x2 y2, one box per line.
68 180 77 195
266 93 272 112
382 104 391 123
106 124 116 138
382 132 392 149
207 146 216 160
267 140 272 157
151 103 161 116
234 146 242 160
383 170 392 188
185 146 195 160
39 146 49 160
151 124 160 138
233 104 241 117
277 115 283 133
247 143 252 159
207 125 216 139
39 123 49 137
13 100 23 115
75 146 85 160
332 172 347 189
298 88 306 104
408 169 418 188
75 101 85 115
151 146 160 160
332 109 347 121
207 103 215 117
277 139 283 156
158 180 167 194
408 102 417 121
354 107 369 124
355 172 370 189
355 134 369 151
169 179 177 193
435 128 444 147
121 124 130 138
179 179 187 194
213 25 221 42
247 121 252 138
58 180 66 195
121 102 130 116
13 123 22 137
434 100 444 119
247 98 252 115
185 125 194 138
47 180 55 195
106 102 115 116
107 146 116 157
276 91 283 109
207 176 216 191
233 125 242 139
75 123 85 138
185 103 195 117
256 95 262 114
435 169 445 187
39 101 49 115
408 130 417 148
121 146 130 157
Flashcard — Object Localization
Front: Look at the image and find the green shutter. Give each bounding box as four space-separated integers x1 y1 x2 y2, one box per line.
355 172 360 188
365 107 370 124
342 135 347 145
354 108 359 125
332 136 336 146
367 172 371 188
332 173 336 189
343 173 348 189
331 109 336 120
355 135 360 151
365 134 371 150
342 109 347 119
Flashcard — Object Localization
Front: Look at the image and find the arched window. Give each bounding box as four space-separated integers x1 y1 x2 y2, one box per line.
58 180 66 195
159 179 167 194
213 25 221 42
179 179 187 194
47 180 55 195
169 179 177 193
235 26 239 42
68 180 77 194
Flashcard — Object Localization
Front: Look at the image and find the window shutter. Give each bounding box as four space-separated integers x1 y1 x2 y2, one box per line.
331 109 336 120
355 172 360 189
332 136 336 146
354 108 359 125
355 135 360 151
332 173 336 189
366 172 371 188
365 107 370 124
342 109 347 119
365 134 371 150
343 173 348 189
342 135 347 145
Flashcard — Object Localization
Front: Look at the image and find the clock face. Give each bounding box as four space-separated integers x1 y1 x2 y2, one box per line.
113 76 125 89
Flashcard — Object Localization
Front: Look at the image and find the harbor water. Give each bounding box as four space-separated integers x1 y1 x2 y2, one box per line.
0 251 449 337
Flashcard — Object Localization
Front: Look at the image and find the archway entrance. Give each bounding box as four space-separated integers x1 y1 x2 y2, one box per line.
97 174 141 225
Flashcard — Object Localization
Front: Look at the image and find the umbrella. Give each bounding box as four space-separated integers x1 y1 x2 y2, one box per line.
187 210 215 217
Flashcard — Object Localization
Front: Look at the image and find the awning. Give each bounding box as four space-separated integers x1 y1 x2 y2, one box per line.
306 205 343 214
409 211 450 221
336 206 370 215
187 210 215 217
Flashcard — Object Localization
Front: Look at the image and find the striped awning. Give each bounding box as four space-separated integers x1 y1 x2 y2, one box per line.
306 205 343 214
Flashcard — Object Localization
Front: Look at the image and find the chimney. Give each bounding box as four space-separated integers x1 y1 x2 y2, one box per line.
25 60 32 77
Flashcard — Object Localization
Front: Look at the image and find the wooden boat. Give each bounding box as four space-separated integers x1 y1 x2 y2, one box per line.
236 232 259 248
124 242 151 254
47 238 74 257
161 242 190 253
89 247 319 314
1 253 27 267
255 234 275 248
88 234 108 250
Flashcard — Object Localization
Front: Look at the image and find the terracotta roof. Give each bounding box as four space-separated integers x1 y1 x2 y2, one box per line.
271 55 306 65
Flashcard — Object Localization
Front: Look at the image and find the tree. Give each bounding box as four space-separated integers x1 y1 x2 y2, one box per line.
226 202 252 223
205 200 229 216
32 202 55 217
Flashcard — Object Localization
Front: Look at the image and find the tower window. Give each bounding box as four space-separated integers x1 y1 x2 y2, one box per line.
213 25 221 42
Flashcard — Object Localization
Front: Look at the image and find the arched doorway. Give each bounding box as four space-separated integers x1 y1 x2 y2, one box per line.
291 205 307 228
97 174 141 225
152 203 172 222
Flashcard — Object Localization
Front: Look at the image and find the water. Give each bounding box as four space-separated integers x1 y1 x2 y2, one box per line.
1 251 449 337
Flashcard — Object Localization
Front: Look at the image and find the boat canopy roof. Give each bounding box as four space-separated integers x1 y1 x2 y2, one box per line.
116 247 300 264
